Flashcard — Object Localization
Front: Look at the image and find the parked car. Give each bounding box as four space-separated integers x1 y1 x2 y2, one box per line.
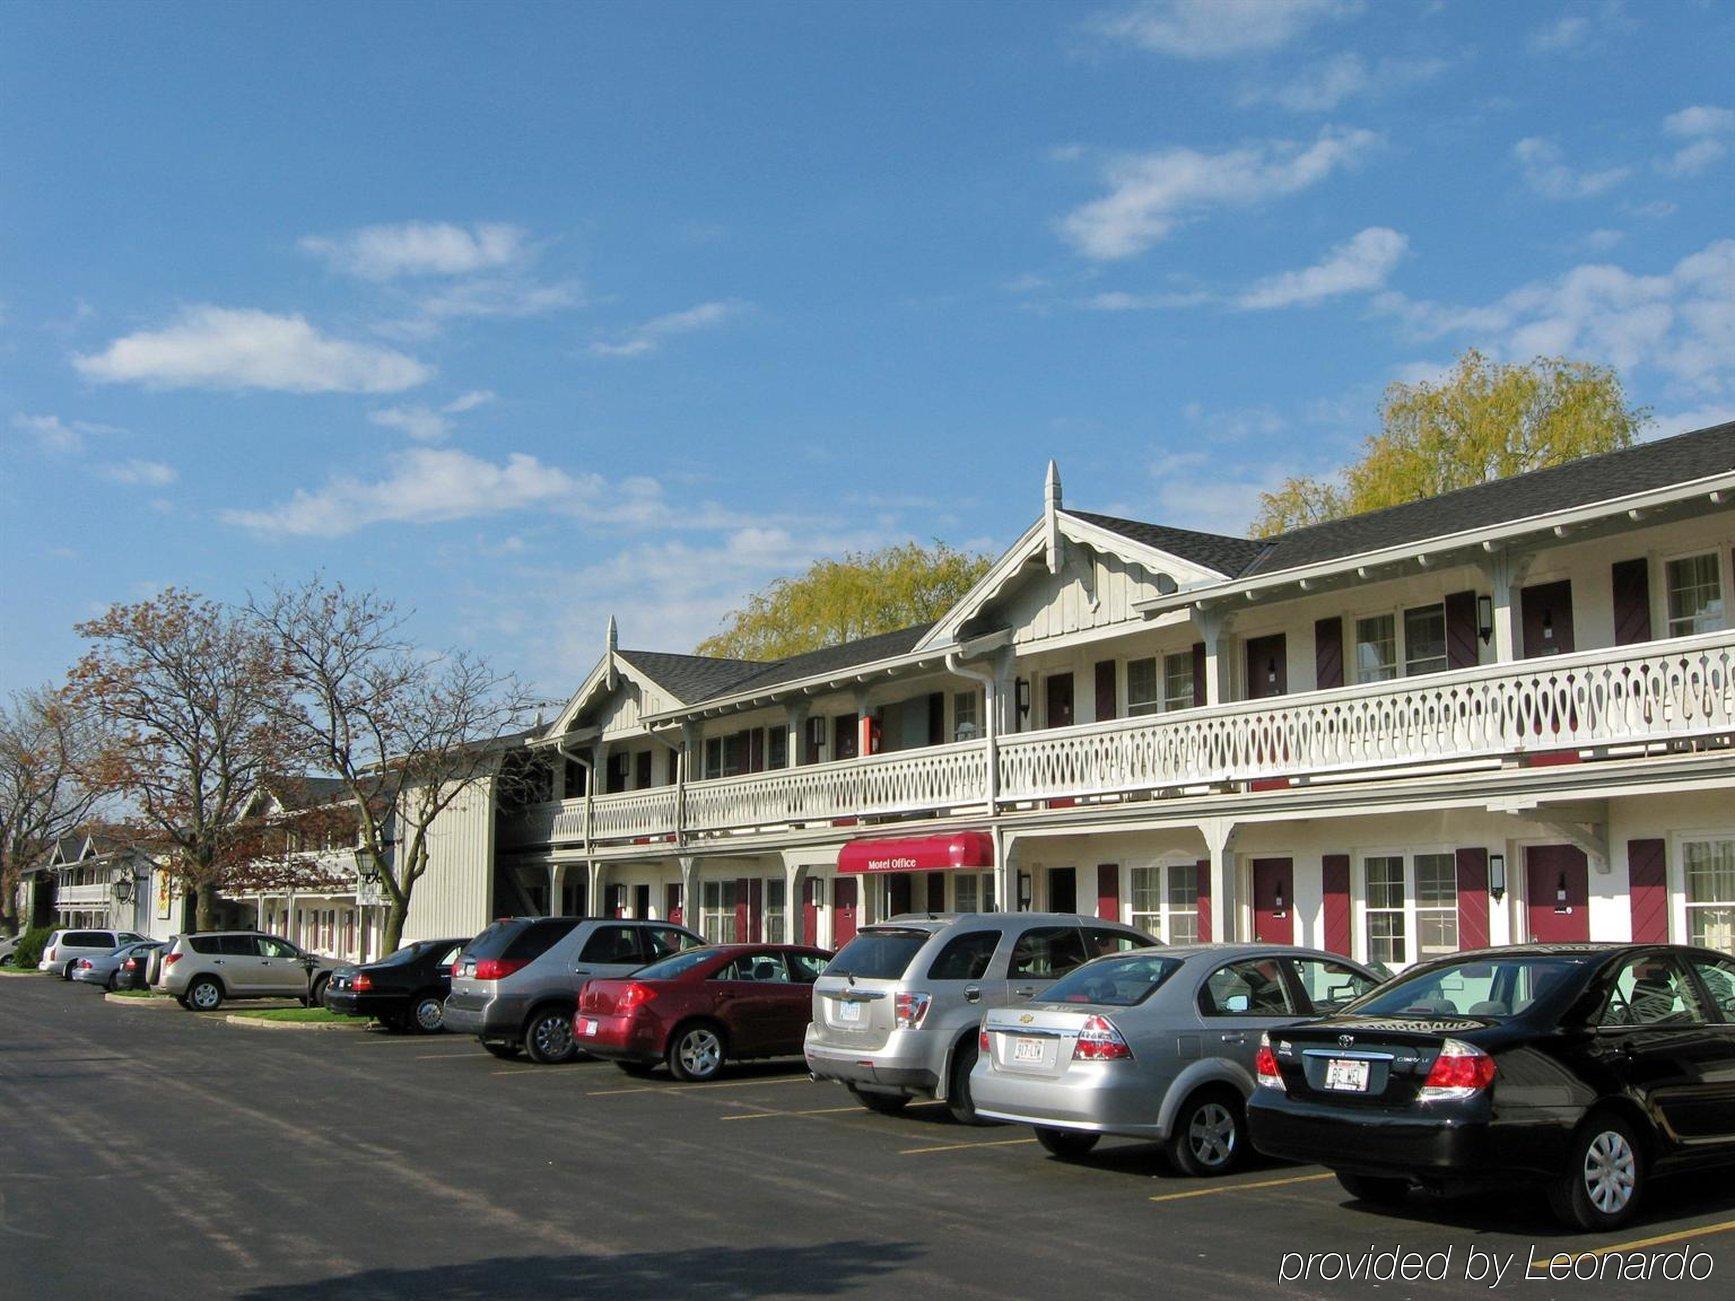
0 932 24 967
445 917 706 1063
154 931 346 1011
1247 943 1735 1231
577 943 833 1081
113 941 166 991
143 938 177 987
71 939 165 992
38 928 145 979
805 913 1156 1123
325 937 470 1032
972 944 1382 1173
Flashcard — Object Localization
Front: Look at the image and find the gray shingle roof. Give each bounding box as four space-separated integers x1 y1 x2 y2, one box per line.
1066 510 1272 576
615 649 767 705
690 624 936 701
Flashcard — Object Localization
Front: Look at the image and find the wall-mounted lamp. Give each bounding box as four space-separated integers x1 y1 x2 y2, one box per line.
1477 594 1494 645
1017 871 1033 911
1542 609 1555 642
112 876 134 904
1272 877 1287 917
1266 659 1279 688
1488 852 1506 901
1015 678 1031 719
1555 870 1570 914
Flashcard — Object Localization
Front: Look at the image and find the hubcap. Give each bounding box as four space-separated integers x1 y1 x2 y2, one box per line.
680 1029 722 1077
1188 1102 1237 1167
1583 1131 1636 1214
533 1016 571 1058
192 984 219 1010
416 999 443 1032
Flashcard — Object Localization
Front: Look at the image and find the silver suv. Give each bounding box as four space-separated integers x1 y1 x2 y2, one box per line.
445 917 704 1064
805 912 1155 1122
155 931 346 1011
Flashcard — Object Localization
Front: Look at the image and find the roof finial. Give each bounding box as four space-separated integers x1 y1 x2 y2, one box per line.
605 614 619 653
1045 458 1062 510
1044 459 1063 574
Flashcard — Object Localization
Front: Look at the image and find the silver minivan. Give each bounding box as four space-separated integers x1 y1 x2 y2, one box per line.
804 913 1155 1122
39 928 145 979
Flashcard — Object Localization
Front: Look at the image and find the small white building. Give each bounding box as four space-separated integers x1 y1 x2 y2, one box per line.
23 833 186 939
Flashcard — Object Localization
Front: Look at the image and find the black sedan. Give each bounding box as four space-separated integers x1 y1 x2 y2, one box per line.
325 937 469 1033
1247 943 1735 1231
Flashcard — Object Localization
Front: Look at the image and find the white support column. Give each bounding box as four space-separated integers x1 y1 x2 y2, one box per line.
1480 547 1535 664
779 851 809 946
785 703 808 767
996 830 1017 914
548 863 567 917
678 855 701 933
1201 817 1241 943
587 860 607 918
1196 608 1232 706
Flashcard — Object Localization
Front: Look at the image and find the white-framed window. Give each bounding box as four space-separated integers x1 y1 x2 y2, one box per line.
1361 851 1458 966
1364 855 1406 964
952 690 980 742
1129 861 1199 943
700 879 740 944
1355 602 1449 683
952 871 995 914
1414 852 1459 957
1127 652 1195 715
762 877 787 943
1683 836 1735 952
1354 615 1398 682
1126 658 1160 716
1404 605 1448 676
1666 553 1725 637
1163 651 1195 711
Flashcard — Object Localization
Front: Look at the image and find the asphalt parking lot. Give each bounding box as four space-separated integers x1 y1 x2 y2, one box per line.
4 978 1733 1299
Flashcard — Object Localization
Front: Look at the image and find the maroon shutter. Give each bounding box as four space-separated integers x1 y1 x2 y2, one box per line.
1611 559 1653 646
747 728 765 773
735 878 751 942
1094 660 1117 721
1195 860 1211 942
1444 590 1479 670
1321 854 1351 955
1314 617 1344 690
927 692 945 745
1096 864 1119 921
1455 848 1489 951
667 749 680 784
1191 642 1206 707
1628 838 1667 942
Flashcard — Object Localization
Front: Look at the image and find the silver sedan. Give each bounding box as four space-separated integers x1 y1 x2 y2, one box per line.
71 940 163 991
971 943 1382 1175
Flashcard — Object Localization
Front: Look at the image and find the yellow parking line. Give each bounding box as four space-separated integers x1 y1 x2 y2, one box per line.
900 1137 1040 1156
1579 1217 1735 1258
1149 1172 1335 1203
587 1076 816 1097
721 1105 861 1122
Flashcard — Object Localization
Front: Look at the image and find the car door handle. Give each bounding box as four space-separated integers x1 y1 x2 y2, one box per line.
572 967 592 976
964 985 981 1004
1014 986 1038 998
1219 1033 1246 1044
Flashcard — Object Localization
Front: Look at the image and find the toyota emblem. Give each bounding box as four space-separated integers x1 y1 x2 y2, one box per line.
1338 1034 1355 1048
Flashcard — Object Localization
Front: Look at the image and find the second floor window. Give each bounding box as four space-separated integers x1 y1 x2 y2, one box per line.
1163 651 1195 711
1126 658 1160 716
1356 603 1448 683
1404 605 1448 676
1355 615 1398 682
1125 652 1194 715
1666 553 1724 636
953 691 980 741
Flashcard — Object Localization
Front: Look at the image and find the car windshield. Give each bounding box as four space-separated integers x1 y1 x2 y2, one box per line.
374 943 431 967
825 928 932 980
1344 955 1591 1020
1039 954 1184 1007
634 949 718 981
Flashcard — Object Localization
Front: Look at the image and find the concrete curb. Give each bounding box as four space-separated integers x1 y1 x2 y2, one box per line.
0 968 52 979
103 992 180 1008
223 1013 371 1032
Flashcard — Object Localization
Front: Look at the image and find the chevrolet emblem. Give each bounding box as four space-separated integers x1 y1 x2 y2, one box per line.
1018 1013 1034 1024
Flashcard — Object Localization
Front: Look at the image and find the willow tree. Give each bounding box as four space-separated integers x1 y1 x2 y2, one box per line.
1252 351 1651 537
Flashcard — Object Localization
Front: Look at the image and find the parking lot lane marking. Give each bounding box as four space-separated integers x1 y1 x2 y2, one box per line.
1579 1217 1735 1258
1148 1172 1335 1203
899 1137 1040 1156
587 1075 817 1097
720 1105 861 1121
411 1052 487 1060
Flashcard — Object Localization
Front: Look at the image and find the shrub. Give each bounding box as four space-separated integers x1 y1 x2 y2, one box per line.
10 927 55 969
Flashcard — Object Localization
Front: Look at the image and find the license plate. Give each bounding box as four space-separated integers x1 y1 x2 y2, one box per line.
578 1018 597 1037
1013 1037 1045 1064
835 999 863 1024
1324 1058 1370 1092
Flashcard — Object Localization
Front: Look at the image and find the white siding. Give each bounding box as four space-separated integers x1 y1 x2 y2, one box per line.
402 778 498 942
1002 548 1165 647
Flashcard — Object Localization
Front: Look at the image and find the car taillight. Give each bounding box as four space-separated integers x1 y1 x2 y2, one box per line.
163 952 182 967
1419 1039 1496 1100
45 947 56 961
894 991 931 1030
1255 1034 1285 1091
617 982 658 1013
123 959 137 971
352 973 373 992
979 1026 990 1054
76 960 91 969
471 958 529 981
1072 1014 1132 1061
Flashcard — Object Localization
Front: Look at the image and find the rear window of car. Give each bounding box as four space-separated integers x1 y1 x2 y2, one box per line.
187 936 221 955
375 942 431 967
1041 954 1183 1007
464 919 579 962
65 931 109 947
825 928 933 980
1348 955 1590 1019
635 949 718 981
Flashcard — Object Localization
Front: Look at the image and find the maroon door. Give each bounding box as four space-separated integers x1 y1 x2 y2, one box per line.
1251 858 1294 944
1526 845 1590 942
801 878 818 946
1521 581 1575 657
1245 635 1288 699
1096 864 1120 922
1045 674 1075 729
833 878 858 946
665 883 683 927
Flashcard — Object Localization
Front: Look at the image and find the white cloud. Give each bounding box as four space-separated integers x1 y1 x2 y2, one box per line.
1080 288 1211 311
12 412 119 454
368 389 496 442
221 447 666 538
299 222 528 280
589 300 745 358
1513 137 1630 200
74 306 431 394
1649 404 1735 439
412 278 583 326
1238 52 1445 113
1658 105 1734 176
1237 226 1407 309
1529 13 1590 52
1089 0 1356 59
1577 228 1626 252
1060 126 1380 259
97 459 177 487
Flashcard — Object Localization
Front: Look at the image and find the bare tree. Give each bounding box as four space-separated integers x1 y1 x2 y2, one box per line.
69 588 291 930
252 578 531 950
0 686 108 935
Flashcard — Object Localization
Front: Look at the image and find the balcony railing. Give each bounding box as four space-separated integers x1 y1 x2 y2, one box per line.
499 631 1735 851
54 882 113 906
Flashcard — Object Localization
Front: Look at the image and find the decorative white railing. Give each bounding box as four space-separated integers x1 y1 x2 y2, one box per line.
54 883 112 905
683 739 990 835
998 630 1735 801
498 633 1735 849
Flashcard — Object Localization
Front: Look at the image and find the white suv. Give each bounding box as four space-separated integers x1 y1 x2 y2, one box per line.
39 928 145 979
156 931 345 1011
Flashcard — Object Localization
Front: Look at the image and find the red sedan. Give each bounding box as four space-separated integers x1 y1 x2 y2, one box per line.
575 943 832 1082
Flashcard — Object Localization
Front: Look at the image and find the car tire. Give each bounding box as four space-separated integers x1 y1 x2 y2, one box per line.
1168 1087 1246 1177
847 1086 910 1116
185 977 223 1012
303 974 330 1009
668 1023 727 1082
524 1008 578 1064
483 1041 522 1060
106 973 119 992
1336 1172 1410 1206
62 961 77 980
1548 1114 1644 1232
946 1036 992 1126
411 994 445 1034
1035 1127 1101 1160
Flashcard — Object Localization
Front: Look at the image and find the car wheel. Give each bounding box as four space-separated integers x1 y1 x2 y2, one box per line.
106 973 119 992
1336 1172 1410 1205
524 1009 578 1064
668 1023 726 1082
303 975 330 1009
186 977 223 1012
847 1086 910 1116
62 961 77 980
411 995 445 1034
483 1041 522 1060
615 1061 660 1078
1168 1088 1246 1177
946 1037 990 1126
1035 1127 1101 1160
1549 1114 1643 1232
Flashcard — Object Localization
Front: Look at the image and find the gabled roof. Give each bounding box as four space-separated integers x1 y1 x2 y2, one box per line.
614 649 765 704
267 775 353 810
705 624 936 698
1064 510 1271 577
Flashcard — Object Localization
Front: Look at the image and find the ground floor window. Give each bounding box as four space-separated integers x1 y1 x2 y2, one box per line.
1129 862 1198 943
701 879 740 944
952 871 995 914
1684 837 1735 952
1363 851 1458 966
762 878 786 943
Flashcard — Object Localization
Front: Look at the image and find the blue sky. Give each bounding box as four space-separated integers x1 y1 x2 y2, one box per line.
4 0 1732 698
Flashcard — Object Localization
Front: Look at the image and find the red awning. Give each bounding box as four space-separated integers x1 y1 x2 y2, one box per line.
837 832 994 875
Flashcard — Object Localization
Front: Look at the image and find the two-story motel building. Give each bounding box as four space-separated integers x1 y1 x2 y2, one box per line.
394 421 1735 968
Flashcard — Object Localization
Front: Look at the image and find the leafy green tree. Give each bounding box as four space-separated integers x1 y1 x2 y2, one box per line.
697 541 993 660
1251 351 1650 537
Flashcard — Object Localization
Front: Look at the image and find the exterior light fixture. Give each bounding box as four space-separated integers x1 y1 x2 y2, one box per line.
352 846 382 884
1477 595 1494 644
1488 853 1506 900
1556 870 1570 913
1266 659 1279 688
1017 871 1033 910
1273 878 1286 915
1015 678 1031 718
112 875 134 904
1542 609 1554 641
